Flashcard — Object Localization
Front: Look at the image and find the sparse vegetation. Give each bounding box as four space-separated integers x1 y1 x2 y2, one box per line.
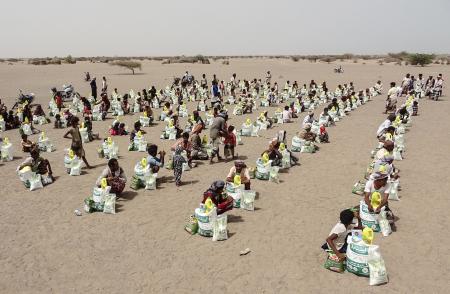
320 57 337 64
110 60 142 74
63 55 76 64
291 56 300 62
408 53 435 67
161 55 210 65
222 60 230 65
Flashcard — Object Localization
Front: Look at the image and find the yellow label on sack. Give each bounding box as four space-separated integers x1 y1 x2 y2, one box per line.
262 152 269 164
69 149 75 159
24 117 29 124
190 115 195 122
204 198 214 213
168 120 174 128
3 137 9 144
260 112 264 119
107 137 112 145
279 143 286 151
41 132 46 140
143 111 147 117
245 118 251 126
163 106 168 112
0 115 3 121
137 131 142 138
202 135 208 145
233 175 241 186
101 178 108 189
385 133 392 140
141 157 147 168
331 106 336 112
276 108 281 113
371 192 381 209
378 165 387 173
362 227 374 245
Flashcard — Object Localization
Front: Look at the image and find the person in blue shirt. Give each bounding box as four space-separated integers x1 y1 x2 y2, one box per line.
146 144 166 173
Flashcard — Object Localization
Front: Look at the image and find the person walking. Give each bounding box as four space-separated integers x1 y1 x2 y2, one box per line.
90 77 98 100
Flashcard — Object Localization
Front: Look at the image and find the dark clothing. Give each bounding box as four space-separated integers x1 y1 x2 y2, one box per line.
90 80 97 100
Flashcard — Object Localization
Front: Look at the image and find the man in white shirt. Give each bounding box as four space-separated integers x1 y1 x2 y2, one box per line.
376 114 396 138
302 111 314 127
282 106 292 123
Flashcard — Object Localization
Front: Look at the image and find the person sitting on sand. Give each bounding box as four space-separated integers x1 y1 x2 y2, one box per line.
109 122 120 136
84 116 100 141
378 126 395 143
374 141 395 161
96 158 127 195
129 121 146 142
190 124 208 160
226 160 251 190
262 138 283 167
282 105 292 123
21 134 35 153
299 123 317 143
17 148 54 184
302 111 315 128
322 209 361 268
376 114 396 139
147 144 166 173
364 164 394 216
202 180 233 215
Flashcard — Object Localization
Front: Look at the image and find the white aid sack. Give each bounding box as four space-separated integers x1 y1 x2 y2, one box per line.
92 186 111 203
368 249 388 286
103 194 116 214
70 159 82 176
388 180 400 201
212 214 228 241
378 211 392 237
29 174 43 191
144 173 157 190
346 237 379 277
240 190 256 211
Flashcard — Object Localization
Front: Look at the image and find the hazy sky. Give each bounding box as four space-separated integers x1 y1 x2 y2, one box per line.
1 0 449 57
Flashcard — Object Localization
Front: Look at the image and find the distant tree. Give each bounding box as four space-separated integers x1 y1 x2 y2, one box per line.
408 53 435 67
64 55 76 64
110 60 142 74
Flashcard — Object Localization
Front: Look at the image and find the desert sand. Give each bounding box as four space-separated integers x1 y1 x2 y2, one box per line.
1 59 450 293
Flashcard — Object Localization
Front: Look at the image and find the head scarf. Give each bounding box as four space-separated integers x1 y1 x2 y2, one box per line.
269 138 278 151
234 160 246 169
209 180 225 192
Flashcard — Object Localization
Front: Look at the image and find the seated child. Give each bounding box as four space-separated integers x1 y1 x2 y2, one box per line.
322 209 361 271
84 116 99 141
223 125 237 160
54 114 64 129
118 123 128 136
282 105 292 123
21 134 35 153
110 122 120 136
130 121 146 142
319 125 329 143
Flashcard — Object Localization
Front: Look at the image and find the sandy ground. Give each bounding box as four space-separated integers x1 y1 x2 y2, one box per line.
0 59 449 293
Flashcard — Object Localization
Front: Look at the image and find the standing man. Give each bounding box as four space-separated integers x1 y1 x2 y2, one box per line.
101 76 108 94
266 71 272 84
209 112 228 164
90 77 98 101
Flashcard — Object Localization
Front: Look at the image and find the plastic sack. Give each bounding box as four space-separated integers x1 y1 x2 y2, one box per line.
368 250 388 286
393 148 402 161
236 133 243 145
346 236 379 277
352 181 366 195
212 214 228 241
255 159 271 180
184 215 198 235
378 211 392 237
29 174 43 191
70 159 82 176
21 124 33 136
241 190 256 211
269 166 280 183
388 180 400 201
360 200 381 232
195 207 217 237
145 173 157 190
103 194 116 214
92 186 111 203
324 252 345 273
1 142 13 161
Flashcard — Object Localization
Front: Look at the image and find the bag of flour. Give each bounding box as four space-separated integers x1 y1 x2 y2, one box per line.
144 173 157 190
346 236 379 277
240 190 256 211
212 214 228 241
359 200 381 232
378 211 392 237
388 179 400 201
368 249 388 286
269 166 280 183
29 174 43 191
103 194 116 214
